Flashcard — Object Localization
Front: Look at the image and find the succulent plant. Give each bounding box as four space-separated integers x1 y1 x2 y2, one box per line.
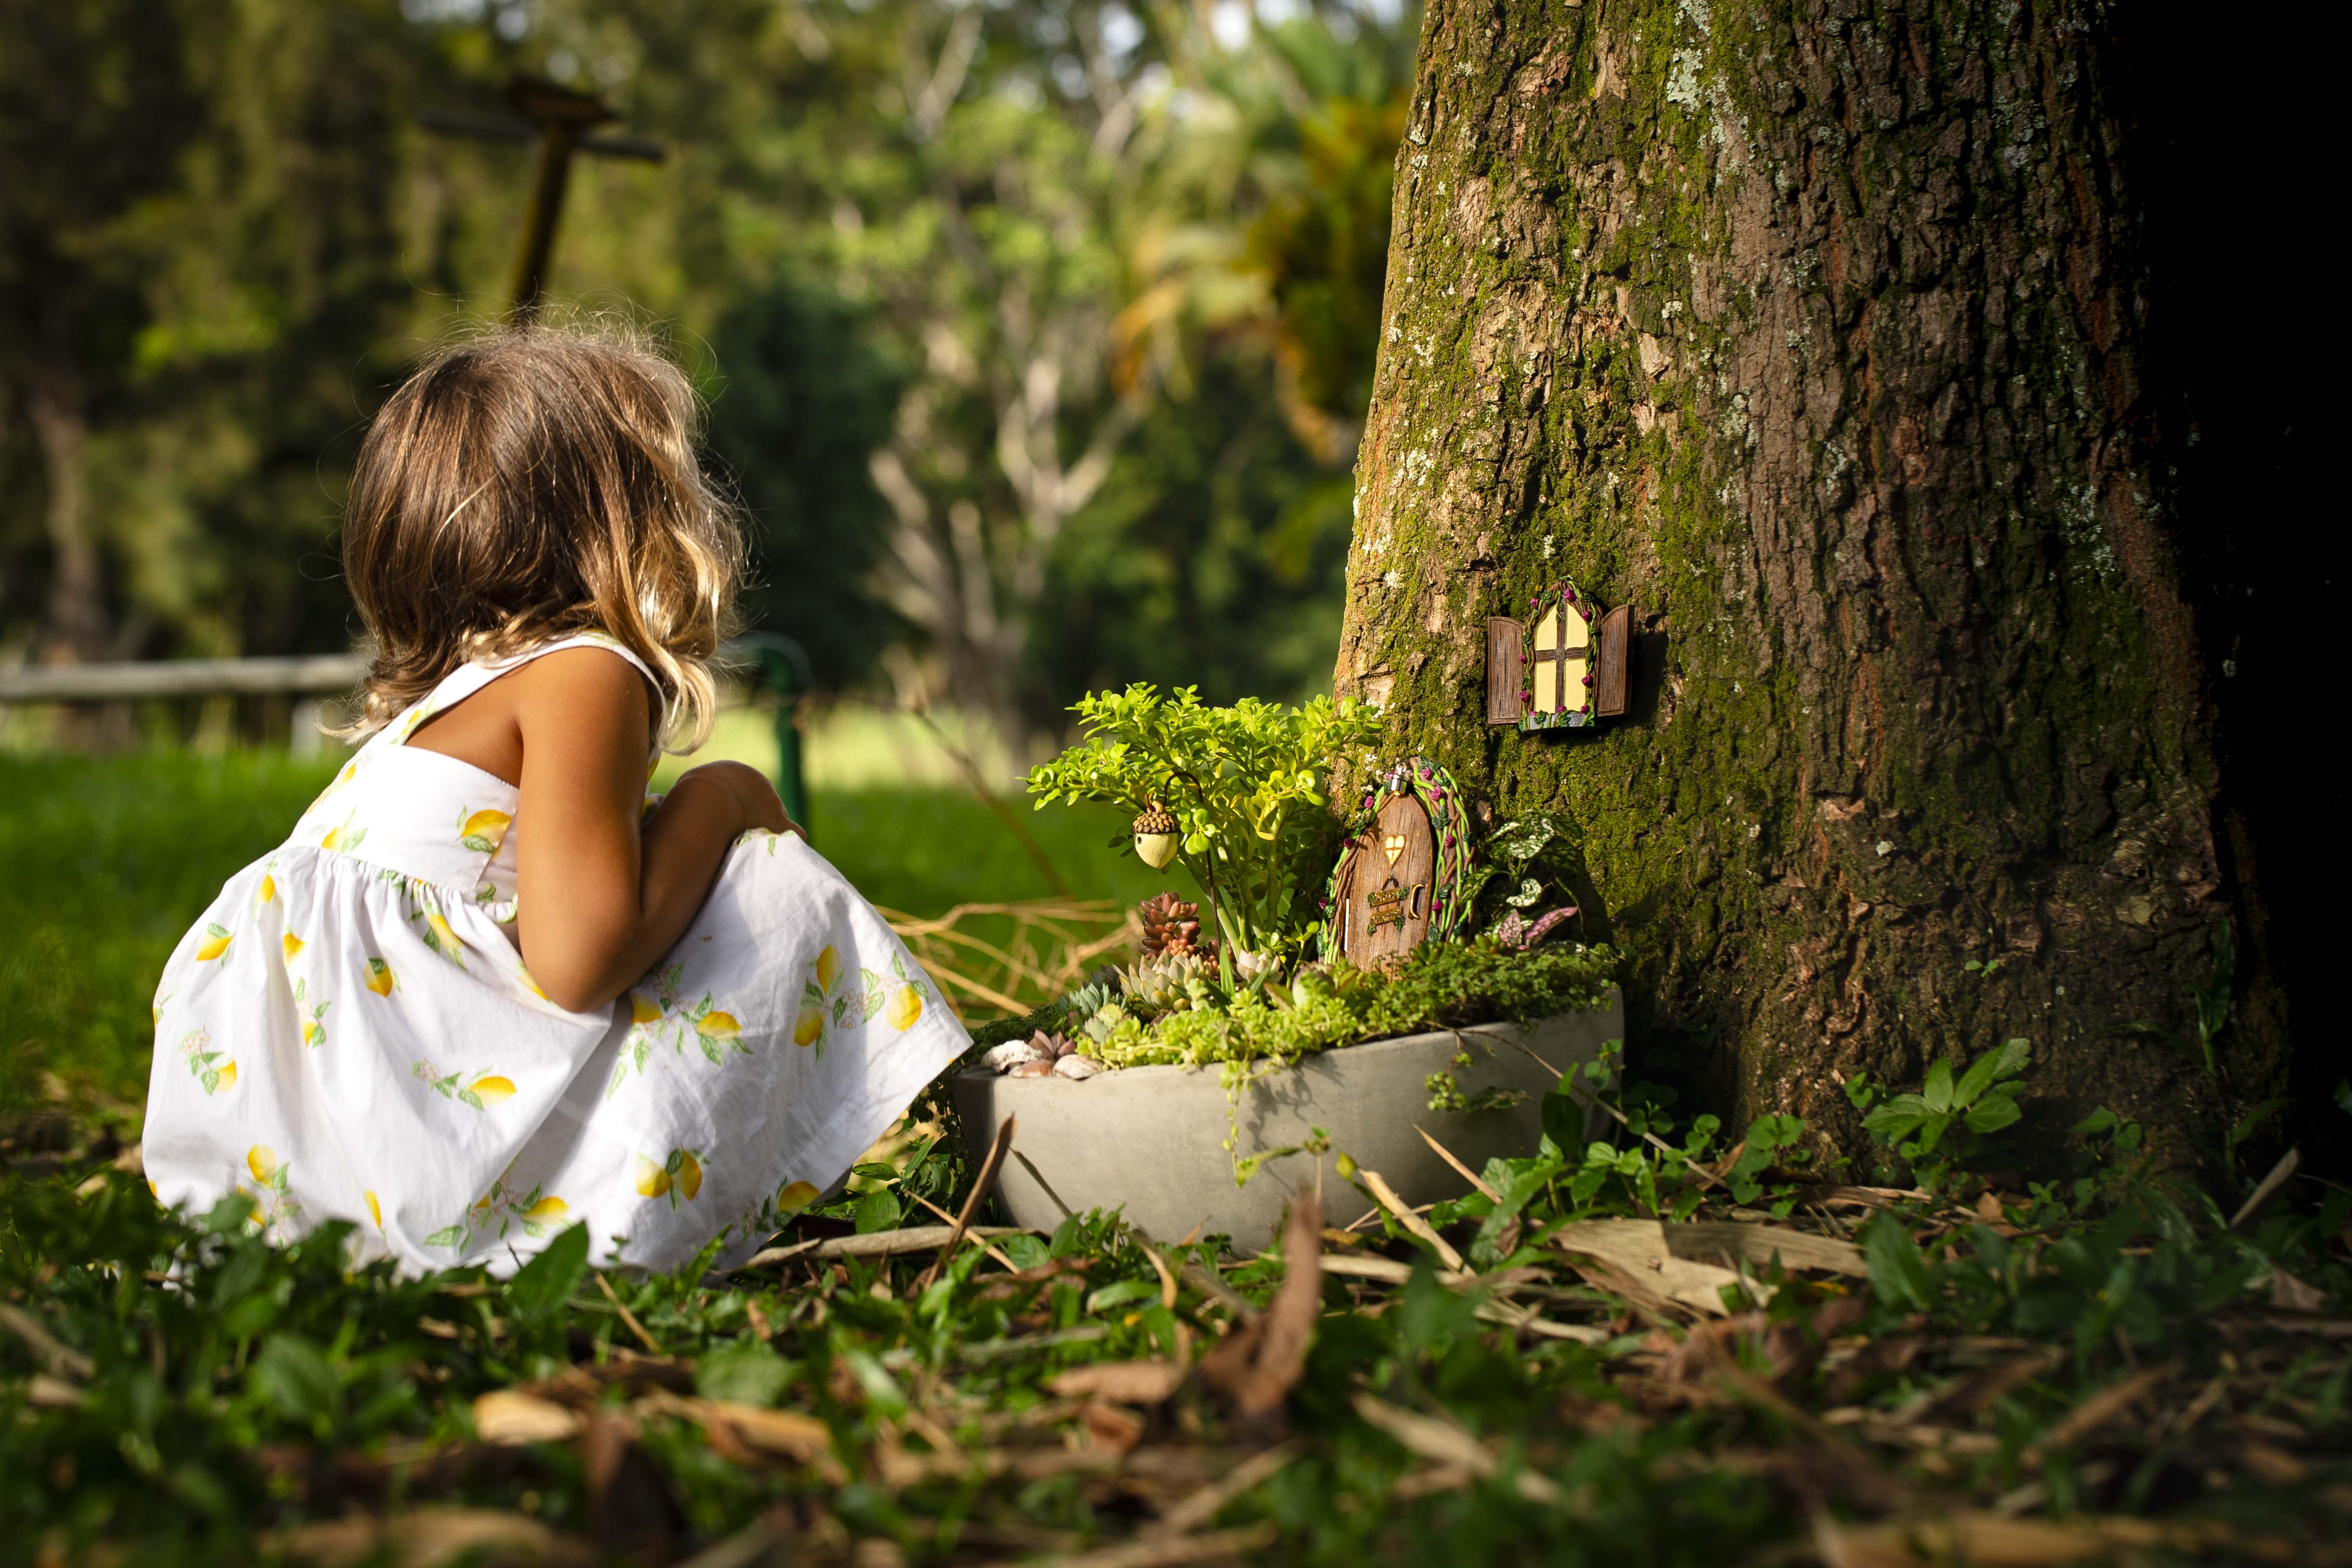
1119 949 1213 1013
1062 979 1119 1019
1137 891 1215 960
1080 1002 1130 1045
1029 1030 1079 1059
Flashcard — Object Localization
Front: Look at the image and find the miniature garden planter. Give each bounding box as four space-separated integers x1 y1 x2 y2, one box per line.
953 990 1623 1254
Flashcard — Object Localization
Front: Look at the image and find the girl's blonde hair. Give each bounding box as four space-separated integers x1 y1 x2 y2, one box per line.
342 323 743 750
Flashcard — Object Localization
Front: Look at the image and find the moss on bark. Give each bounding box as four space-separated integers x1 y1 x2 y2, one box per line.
1339 0 2282 1167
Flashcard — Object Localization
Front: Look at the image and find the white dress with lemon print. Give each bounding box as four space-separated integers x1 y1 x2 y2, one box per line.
142 634 970 1275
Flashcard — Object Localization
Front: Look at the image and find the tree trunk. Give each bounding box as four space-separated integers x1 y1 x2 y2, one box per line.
1337 0 2281 1165
26 298 106 665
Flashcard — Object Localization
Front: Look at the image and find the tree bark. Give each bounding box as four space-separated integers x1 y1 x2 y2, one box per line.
1338 0 2279 1164
25 297 106 665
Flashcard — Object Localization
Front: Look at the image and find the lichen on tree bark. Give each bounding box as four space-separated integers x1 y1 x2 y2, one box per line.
1338 0 2279 1163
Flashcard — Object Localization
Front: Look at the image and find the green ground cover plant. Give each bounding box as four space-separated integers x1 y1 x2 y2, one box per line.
6 1037 2348 1565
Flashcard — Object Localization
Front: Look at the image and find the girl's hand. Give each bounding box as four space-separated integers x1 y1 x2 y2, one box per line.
671 761 803 841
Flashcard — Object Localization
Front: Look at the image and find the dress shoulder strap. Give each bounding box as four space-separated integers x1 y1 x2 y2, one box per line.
480 631 662 688
390 633 669 746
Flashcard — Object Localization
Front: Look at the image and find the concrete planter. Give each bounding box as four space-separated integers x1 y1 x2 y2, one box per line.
952 990 1622 1254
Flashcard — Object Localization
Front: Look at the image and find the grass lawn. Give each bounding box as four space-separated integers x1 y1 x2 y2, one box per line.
0 746 1169 1121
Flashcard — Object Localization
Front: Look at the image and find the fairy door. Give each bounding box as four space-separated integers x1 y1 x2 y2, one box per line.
1338 794 1437 962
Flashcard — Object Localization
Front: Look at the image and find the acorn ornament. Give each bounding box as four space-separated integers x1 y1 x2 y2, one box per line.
1131 800 1180 870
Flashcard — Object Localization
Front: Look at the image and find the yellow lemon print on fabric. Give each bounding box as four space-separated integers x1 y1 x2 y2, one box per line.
366 958 395 997
147 1179 160 1200
420 910 468 968
814 944 842 995
635 1154 671 1198
629 991 661 1025
523 1196 568 1222
776 1179 819 1215
197 924 233 962
366 1190 382 1228
214 1060 237 1093
468 1075 516 1106
792 1003 825 1048
676 1150 703 1201
517 967 549 1003
256 875 276 907
886 983 925 1032
282 933 305 963
695 1011 740 1043
292 978 329 1050
247 1145 277 1182
458 809 513 855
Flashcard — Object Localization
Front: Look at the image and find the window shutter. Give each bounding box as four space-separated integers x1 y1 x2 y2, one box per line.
1484 617 1526 725
1594 603 1633 718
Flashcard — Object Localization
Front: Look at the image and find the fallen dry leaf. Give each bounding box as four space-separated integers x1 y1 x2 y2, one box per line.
263 1506 588 1567
1049 1360 1190 1406
2270 1266 2328 1314
1077 1398 1148 1452
1815 1511 2239 1568
1197 1190 1321 1421
1552 1221 1747 1316
631 1391 835 1465
1666 1220 1867 1279
471 1390 585 1446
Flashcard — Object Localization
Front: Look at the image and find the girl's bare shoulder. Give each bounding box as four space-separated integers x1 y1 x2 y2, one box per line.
507 646 659 741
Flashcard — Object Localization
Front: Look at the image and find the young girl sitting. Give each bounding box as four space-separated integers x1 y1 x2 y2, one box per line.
143 326 970 1274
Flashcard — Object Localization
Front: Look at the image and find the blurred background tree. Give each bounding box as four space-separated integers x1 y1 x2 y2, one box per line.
0 0 1415 756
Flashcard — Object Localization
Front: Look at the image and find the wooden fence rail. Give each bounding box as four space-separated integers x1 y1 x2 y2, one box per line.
0 655 372 705
0 640 813 821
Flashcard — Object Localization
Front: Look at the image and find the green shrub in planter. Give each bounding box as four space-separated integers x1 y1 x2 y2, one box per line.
1026 683 1382 964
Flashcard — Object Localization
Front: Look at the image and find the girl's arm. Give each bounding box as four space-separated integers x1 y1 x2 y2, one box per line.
509 648 793 1013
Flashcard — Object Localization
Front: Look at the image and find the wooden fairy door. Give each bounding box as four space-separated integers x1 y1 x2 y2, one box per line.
1340 795 1437 961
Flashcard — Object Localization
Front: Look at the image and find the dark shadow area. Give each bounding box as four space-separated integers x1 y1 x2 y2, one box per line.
1628 624 1670 728
2103 16 2341 1176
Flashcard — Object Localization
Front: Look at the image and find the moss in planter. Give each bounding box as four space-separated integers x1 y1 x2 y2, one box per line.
966 1003 1067 1055
1085 939 1621 1071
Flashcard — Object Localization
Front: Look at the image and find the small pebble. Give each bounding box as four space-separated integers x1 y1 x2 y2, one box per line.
982 1042 1045 1072
1053 1055 1104 1081
1008 1060 1056 1078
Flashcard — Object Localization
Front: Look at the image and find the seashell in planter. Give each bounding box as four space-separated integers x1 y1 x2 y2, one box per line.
981 1041 1046 1071
953 991 1622 1254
